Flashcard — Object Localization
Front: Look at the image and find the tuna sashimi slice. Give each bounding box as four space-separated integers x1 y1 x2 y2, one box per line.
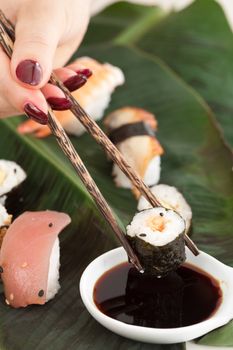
0 211 71 308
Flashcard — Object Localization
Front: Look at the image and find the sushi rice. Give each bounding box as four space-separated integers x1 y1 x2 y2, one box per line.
137 184 192 231
46 238 60 301
127 207 185 246
0 160 26 197
0 204 12 228
0 203 12 248
112 154 161 189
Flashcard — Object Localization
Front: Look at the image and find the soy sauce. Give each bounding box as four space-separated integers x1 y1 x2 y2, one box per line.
94 262 222 328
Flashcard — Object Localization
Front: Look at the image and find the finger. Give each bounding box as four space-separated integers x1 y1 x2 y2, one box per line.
11 0 63 89
41 61 93 109
0 48 48 124
0 94 18 119
42 83 72 111
54 67 91 92
66 62 92 78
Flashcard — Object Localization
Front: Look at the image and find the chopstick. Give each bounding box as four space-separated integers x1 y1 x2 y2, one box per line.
47 109 143 271
51 78 199 256
0 18 143 272
0 10 199 257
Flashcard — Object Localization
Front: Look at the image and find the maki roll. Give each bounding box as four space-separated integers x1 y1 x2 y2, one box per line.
0 160 26 215
126 207 186 276
0 211 71 308
0 160 26 197
137 184 192 232
18 57 125 137
104 107 164 188
0 203 12 249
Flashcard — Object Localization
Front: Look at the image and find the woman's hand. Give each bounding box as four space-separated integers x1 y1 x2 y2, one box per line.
0 0 92 122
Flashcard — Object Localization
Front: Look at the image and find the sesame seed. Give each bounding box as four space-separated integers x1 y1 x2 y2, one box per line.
0 266 3 273
38 290 44 297
159 212 164 217
14 168 17 173
21 262 28 268
5 299 10 305
9 293 14 301
139 233 147 237
48 223 53 227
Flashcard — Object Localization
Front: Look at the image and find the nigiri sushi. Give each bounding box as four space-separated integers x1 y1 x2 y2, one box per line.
0 211 71 308
104 107 164 188
137 184 192 232
18 57 125 138
126 207 186 276
0 204 12 249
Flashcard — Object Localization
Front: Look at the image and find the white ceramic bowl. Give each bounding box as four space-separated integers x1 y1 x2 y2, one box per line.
80 247 233 344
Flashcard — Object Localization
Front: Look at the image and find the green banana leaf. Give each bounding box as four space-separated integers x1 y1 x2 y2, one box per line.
82 2 167 52
136 0 233 150
84 2 163 46
0 1 233 349
85 0 233 150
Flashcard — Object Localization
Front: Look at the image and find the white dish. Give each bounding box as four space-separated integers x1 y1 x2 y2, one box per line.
80 247 233 344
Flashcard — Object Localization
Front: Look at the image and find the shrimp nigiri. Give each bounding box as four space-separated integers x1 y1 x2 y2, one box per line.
104 107 164 189
18 57 125 138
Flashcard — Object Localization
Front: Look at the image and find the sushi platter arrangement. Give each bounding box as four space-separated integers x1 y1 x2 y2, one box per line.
0 2 233 349
0 10 198 308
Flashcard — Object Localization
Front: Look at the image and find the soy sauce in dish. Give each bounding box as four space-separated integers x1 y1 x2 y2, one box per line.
94 262 222 328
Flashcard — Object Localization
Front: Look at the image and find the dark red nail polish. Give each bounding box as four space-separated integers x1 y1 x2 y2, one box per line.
76 68 92 78
47 97 72 111
64 74 87 92
24 103 48 125
16 60 42 86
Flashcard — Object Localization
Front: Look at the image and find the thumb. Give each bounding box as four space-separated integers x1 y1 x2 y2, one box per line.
11 1 63 88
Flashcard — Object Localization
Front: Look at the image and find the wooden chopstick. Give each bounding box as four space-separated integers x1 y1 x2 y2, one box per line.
47 109 143 271
0 18 143 272
0 10 199 257
50 78 199 257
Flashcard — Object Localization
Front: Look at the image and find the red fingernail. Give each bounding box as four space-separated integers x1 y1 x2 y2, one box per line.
47 97 72 111
24 103 48 125
16 60 42 86
76 69 92 78
64 74 87 92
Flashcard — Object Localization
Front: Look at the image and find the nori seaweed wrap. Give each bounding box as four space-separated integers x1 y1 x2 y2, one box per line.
126 207 186 276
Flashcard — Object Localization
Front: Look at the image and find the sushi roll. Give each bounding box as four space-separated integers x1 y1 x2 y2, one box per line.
18 57 125 138
104 107 164 188
0 211 71 308
0 204 12 249
0 160 26 215
126 207 186 276
0 160 26 198
137 184 192 232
